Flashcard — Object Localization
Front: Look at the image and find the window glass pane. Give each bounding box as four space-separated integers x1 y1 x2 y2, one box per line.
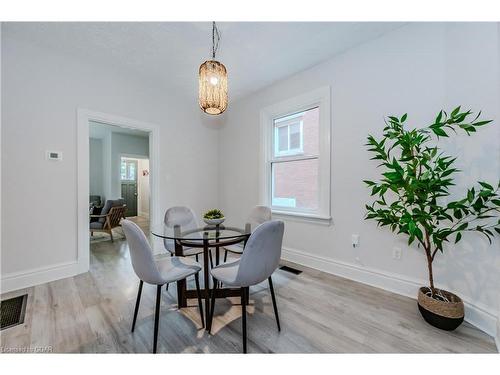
128 162 136 180
272 158 319 211
278 126 288 152
120 160 127 180
302 107 319 155
273 107 318 157
289 122 301 149
121 159 137 180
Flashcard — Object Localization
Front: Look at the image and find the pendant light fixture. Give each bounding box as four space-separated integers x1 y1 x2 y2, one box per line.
199 22 228 115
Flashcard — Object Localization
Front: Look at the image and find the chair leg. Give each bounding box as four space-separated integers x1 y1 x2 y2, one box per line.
194 273 205 328
209 251 214 269
208 278 217 333
131 280 143 332
223 249 228 262
109 230 114 243
166 254 173 291
268 276 281 331
196 254 199 262
241 287 247 354
153 285 162 353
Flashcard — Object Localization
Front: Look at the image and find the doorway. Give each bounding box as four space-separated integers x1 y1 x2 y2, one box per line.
120 156 150 218
121 157 138 216
77 109 159 274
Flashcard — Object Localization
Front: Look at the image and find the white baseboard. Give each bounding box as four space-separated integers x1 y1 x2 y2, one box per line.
1 261 79 294
281 246 498 341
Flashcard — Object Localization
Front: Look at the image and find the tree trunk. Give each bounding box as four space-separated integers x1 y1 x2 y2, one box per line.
423 230 435 292
425 247 435 291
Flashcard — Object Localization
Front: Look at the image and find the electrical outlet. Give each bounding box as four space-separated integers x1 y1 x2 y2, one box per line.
351 234 360 248
392 247 402 260
46 150 63 161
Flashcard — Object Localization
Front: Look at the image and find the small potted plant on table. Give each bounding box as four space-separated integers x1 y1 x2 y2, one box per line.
203 209 225 226
364 107 500 330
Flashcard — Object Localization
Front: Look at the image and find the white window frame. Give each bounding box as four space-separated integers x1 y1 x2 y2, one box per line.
260 86 331 224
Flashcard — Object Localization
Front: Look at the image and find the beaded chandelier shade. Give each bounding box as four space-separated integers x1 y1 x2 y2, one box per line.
199 60 228 115
199 22 228 115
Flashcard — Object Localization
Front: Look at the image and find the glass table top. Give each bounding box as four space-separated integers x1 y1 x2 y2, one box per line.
151 222 251 241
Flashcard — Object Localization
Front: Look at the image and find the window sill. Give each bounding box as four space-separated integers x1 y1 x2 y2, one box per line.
271 210 332 225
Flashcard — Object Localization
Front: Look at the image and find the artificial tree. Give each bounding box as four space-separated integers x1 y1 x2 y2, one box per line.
364 107 500 300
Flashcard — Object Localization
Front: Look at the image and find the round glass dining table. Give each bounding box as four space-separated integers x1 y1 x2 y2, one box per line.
151 222 251 330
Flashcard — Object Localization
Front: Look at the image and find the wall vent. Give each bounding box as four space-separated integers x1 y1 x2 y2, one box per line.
279 265 303 275
1 294 28 330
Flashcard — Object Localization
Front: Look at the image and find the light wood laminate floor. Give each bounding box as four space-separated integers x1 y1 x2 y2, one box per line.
1 216 496 353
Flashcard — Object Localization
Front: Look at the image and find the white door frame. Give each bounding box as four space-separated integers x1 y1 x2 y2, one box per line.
77 108 160 274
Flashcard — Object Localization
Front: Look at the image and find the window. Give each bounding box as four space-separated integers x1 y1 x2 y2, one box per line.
261 87 331 222
121 158 137 181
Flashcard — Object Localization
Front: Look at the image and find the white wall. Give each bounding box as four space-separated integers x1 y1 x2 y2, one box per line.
218 23 500 336
89 138 104 199
1 33 219 291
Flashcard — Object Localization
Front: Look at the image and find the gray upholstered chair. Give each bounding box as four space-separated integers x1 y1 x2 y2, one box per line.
222 205 272 262
89 199 127 242
163 206 214 265
122 220 204 353
208 220 284 353
163 206 214 291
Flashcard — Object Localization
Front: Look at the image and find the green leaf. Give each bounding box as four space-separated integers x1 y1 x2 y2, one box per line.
478 181 494 190
435 110 443 124
408 221 416 235
467 190 474 203
431 127 448 137
454 232 462 243
441 168 457 177
401 113 408 122
451 106 461 117
383 172 401 182
479 190 493 197
472 120 492 126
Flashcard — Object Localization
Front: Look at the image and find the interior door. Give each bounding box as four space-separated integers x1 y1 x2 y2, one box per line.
120 159 138 217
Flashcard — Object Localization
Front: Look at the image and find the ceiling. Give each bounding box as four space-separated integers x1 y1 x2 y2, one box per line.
4 22 405 101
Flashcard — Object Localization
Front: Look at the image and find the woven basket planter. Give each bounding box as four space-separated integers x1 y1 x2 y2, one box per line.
417 287 464 330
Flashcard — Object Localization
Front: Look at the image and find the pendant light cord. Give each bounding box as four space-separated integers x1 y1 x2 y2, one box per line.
212 21 220 59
